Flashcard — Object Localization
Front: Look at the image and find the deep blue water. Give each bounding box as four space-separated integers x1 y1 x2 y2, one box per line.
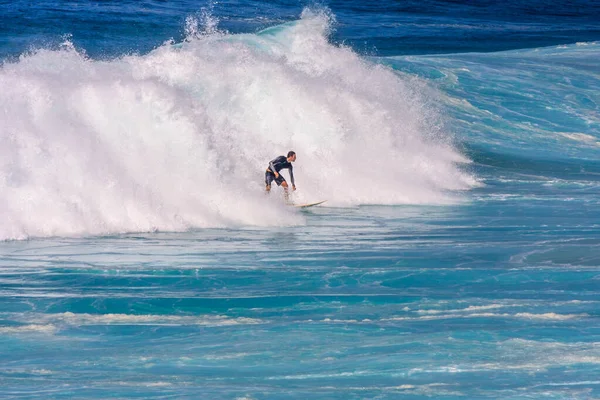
2 0 600 58
1 1 600 399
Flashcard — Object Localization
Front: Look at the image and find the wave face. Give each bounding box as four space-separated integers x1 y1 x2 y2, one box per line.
0 10 474 240
386 42 600 159
385 42 600 209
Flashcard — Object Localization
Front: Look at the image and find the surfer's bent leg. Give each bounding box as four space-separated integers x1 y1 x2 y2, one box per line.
265 170 274 191
266 170 286 192
276 175 286 187
281 181 290 201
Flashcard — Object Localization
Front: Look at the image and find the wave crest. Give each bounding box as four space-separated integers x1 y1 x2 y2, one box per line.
0 9 474 240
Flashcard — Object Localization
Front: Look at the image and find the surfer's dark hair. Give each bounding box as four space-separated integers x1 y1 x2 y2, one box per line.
287 151 296 157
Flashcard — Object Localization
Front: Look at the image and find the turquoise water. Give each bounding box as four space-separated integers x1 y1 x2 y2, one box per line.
3 205 599 398
1 1 600 398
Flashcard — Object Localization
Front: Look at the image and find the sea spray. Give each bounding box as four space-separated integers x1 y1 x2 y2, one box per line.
0 9 474 240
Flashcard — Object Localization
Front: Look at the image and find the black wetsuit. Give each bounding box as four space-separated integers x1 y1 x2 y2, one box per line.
265 156 295 187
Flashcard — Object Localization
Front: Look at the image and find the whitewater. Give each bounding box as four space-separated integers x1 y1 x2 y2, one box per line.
2 1 600 399
0 10 474 240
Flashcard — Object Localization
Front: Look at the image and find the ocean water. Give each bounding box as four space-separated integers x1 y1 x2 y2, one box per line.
1 1 600 398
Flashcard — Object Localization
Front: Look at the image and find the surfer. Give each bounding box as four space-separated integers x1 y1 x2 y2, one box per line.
265 151 297 195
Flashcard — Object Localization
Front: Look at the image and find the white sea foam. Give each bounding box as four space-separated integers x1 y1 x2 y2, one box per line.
203 352 256 360
0 9 474 240
558 132 600 145
0 324 57 333
144 382 173 387
513 312 587 320
416 304 505 314
59 312 263 325
13 312 264 327
381 311 587 322
0 368 54 375
494 339 600 369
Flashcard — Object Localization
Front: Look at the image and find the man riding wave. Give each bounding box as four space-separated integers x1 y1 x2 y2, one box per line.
265 151 297 195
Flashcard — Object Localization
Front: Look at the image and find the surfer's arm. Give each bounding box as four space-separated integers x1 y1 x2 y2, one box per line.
269 159 279 177
289 166 296 189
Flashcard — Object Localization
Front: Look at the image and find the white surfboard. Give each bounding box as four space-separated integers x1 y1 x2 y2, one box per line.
292 200 327 208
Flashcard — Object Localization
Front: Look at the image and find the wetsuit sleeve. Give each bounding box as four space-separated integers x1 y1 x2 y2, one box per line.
268 158 278 173
289 165 295 187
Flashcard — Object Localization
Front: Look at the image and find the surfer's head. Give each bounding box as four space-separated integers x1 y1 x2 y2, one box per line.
287 151 296 162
